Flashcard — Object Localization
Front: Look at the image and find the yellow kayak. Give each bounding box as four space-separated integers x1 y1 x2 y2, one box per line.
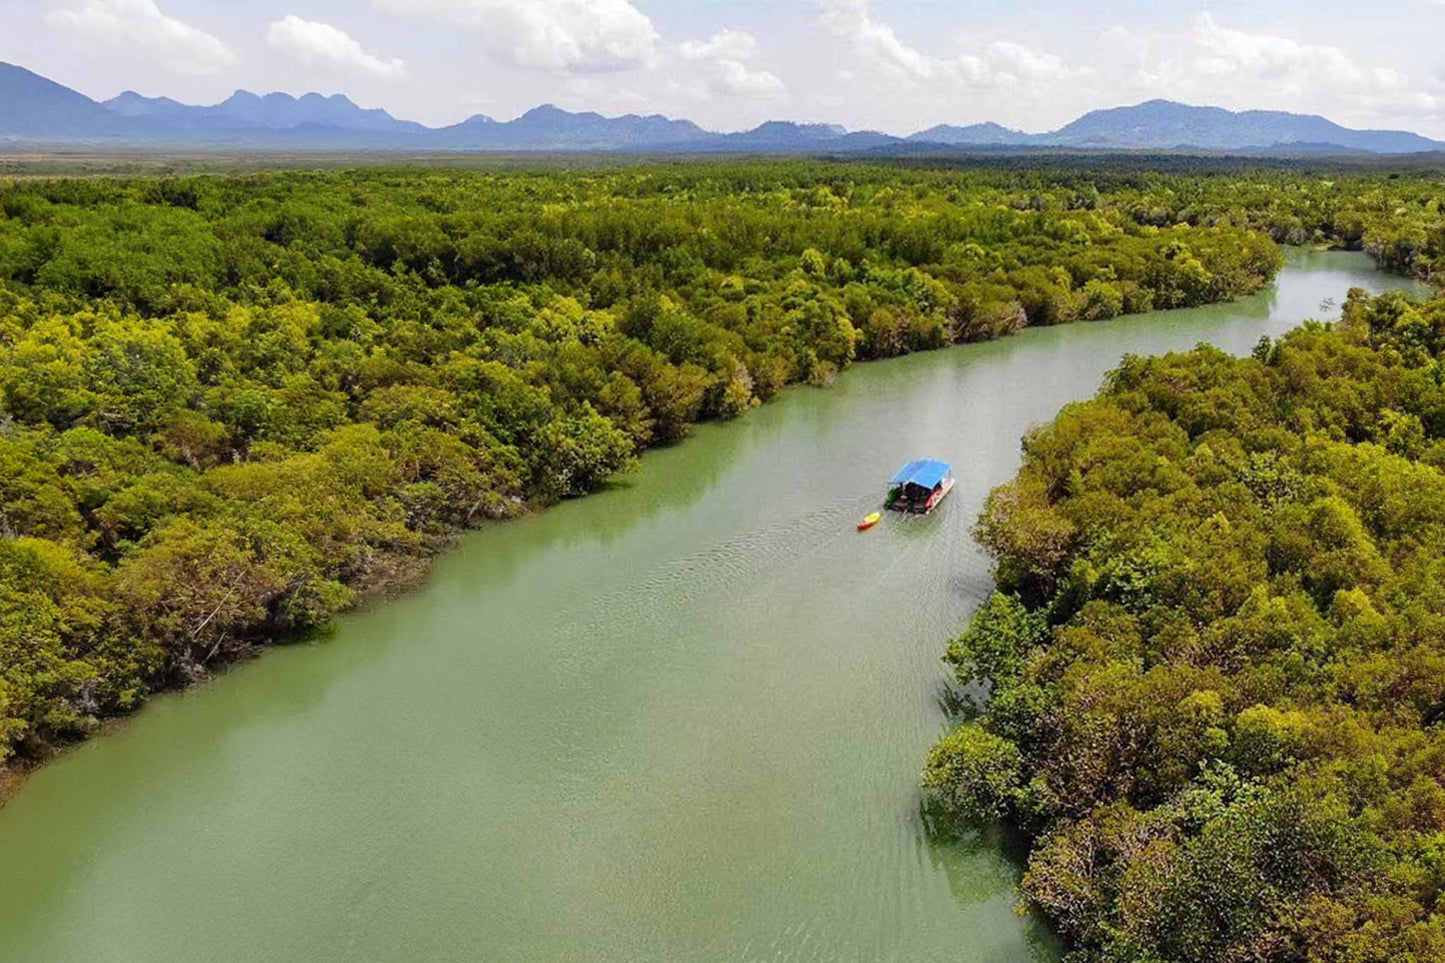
857 512 881 531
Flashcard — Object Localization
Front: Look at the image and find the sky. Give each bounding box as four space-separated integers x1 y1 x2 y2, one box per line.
3 0 1445 136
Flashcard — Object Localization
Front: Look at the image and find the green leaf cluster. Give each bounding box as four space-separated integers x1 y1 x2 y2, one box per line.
0 163 1296 767
927 287 1445 961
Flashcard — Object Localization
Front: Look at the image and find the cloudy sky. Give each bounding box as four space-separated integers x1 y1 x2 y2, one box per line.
3 0 1444 136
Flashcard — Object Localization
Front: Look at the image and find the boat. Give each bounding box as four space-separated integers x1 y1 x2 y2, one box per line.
885 459 955 514
857 511 882 531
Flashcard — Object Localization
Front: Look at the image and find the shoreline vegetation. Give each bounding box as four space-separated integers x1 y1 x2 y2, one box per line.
0 162 1438 795
925 285 1445 959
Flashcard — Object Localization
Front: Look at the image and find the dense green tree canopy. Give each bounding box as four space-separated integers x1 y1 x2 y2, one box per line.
926 286 1445 962
0 159 1437 790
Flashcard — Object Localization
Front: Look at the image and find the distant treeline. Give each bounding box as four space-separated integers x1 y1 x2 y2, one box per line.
0 160 1428 773
926 286 1445 960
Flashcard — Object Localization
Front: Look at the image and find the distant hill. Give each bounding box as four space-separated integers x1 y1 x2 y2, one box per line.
430 104 711 150
908 122 1028 147
3 60 1443 156
1045 100 1443 154
105 90 426 135
0 62 131 138
698 121 868 152
104 91 192 123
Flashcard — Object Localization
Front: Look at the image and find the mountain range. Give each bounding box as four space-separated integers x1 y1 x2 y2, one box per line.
3 61 1443 156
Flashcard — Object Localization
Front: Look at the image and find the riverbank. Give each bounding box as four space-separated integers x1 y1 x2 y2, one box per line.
0 251 1426 963
0 164 1290 791
924 280 1445 960
0 248 1282 802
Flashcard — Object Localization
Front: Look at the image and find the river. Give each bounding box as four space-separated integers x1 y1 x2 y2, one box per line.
0 252 1429 962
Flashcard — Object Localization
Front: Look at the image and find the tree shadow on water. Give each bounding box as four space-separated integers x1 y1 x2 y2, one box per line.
916 797 1063 958
934 676 987 722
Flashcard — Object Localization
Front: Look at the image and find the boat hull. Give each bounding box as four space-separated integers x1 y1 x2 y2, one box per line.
924 477 955 512
888 477 955 514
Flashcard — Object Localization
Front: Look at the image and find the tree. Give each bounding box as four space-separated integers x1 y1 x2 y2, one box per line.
84 318 196 433
922 724 1023 823
533 404 636 499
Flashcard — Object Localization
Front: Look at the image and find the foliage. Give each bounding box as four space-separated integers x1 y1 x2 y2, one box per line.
926 287 1445 961
0 162 1299 768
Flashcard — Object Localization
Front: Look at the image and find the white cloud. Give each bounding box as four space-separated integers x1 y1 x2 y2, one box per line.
267 16 405 80
679 29 757 64
374 0 659 72
678 30 784 98
710 58 786 97
817 0 1078 90
984 42 1072 85
47 0 237 75
1176 14 1400 95
818 0 936 81
1128 14 1439 119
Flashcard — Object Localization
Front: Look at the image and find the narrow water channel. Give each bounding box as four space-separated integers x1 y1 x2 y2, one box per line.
0 252 1428 962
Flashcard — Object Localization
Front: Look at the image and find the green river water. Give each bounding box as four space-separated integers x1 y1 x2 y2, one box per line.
0 252 1429 963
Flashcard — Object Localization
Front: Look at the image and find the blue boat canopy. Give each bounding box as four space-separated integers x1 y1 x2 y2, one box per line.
889 459 953 490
